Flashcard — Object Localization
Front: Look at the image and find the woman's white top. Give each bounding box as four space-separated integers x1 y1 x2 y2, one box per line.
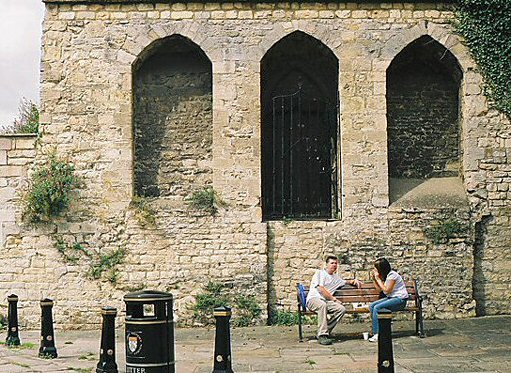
386 270 409 299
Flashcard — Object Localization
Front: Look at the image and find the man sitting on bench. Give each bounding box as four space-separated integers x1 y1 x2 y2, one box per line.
306 255 362 345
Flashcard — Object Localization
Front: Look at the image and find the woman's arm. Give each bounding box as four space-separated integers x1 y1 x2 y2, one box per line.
371 269 381 290
371 269 396 294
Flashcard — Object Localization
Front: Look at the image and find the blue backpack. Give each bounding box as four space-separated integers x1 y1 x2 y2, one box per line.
297 283 307 310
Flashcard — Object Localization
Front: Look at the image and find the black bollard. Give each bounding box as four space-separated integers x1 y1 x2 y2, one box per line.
377 309 394 373
212 306 234 373
6 294 21 346
39 298 58 358
96 307 118 373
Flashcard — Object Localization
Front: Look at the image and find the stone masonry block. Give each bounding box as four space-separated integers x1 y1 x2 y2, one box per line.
0 209 16 222
0 165 23 177
0 138 12 150
0 150 6 165
15 137 37 149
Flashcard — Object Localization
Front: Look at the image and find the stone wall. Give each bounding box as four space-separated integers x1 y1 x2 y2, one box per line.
0 1 509 328
0 135 37 247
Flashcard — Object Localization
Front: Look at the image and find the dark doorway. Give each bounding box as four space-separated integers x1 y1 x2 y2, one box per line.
261 31 339 220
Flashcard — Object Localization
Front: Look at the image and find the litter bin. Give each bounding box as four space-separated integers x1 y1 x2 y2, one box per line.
124 290 175 373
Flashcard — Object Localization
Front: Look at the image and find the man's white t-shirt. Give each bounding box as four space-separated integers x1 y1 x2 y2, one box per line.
306 269 346 302
386 270 409 299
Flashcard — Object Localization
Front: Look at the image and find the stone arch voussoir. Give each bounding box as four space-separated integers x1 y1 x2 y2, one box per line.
123 23 216 68
256 23 341 63
380 22 473 73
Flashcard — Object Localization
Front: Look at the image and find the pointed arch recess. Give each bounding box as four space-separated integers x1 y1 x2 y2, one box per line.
386 35 463 203
133 35 213 198
260 31 339 220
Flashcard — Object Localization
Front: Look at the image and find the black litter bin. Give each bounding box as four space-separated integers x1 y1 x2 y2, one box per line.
124 290 175 373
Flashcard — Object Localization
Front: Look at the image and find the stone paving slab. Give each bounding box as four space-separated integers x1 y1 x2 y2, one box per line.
0 315 509 372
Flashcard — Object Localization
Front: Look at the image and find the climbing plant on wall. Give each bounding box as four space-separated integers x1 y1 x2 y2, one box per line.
455 0 511 118
24 154 80 223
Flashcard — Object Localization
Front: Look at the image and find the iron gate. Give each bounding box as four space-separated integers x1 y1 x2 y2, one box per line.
263 88 338 220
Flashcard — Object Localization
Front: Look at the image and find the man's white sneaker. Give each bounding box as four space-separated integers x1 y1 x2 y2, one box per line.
368 334 378 342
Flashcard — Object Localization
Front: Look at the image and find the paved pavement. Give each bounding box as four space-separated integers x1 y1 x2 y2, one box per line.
0 315 510 372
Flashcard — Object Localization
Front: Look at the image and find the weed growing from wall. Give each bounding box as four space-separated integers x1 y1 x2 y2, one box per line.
424 218 468 244
130 195 156 227
192 282 262 326
233 295 262 327
455 0 511 118
187 187 226 215
55 237 92 264
88 248 127 284
24 155 79 223
54 236 126 285
192 282 230 325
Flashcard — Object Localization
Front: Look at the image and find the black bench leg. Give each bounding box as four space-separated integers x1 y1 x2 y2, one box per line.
298 306 304 342
416 304 425 338
415 310 420 336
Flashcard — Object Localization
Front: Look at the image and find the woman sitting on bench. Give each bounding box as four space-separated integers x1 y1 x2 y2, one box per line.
368 258 409 342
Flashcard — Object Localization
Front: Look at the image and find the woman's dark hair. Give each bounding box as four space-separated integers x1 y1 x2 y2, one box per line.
374 258 392 281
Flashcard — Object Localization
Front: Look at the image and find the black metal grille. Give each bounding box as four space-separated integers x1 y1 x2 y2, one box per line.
262 88 338 220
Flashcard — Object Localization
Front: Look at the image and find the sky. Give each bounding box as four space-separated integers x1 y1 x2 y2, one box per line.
0 0 45 128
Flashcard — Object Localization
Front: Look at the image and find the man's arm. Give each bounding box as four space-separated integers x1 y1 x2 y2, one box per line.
317 286 339 302
348 279 362 288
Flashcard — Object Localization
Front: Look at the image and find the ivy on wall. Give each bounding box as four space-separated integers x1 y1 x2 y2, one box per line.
455 0 511 118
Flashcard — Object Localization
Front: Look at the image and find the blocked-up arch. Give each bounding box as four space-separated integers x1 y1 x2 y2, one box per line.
261 31 339 220
387 35 463 203
133 35 213 197
387 35 463 182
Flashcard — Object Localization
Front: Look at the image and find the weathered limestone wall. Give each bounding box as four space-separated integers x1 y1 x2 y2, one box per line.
0 1 508 328
0 135 37 247
268 206 474 320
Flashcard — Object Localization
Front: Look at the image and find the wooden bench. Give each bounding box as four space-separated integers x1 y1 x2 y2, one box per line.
296 280 424 341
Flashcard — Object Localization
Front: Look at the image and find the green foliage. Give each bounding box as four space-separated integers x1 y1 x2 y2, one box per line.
130 195 156 226
88 248 127 284
269 310 300 326
455 0 511 118
425 218 468 244
0 313 6 330
192 282 230 325
24 155 80 223
192 282 262 326
0 341 37 350
305 358 316 367
54 236 126 285
269 310 317 326
188 187 226 215
0 98 39 134
78 352 96 361
233 295 262 327
282 217 294 226
55 237 91 264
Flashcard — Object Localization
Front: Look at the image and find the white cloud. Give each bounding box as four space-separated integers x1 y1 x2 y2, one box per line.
0 0 45 128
